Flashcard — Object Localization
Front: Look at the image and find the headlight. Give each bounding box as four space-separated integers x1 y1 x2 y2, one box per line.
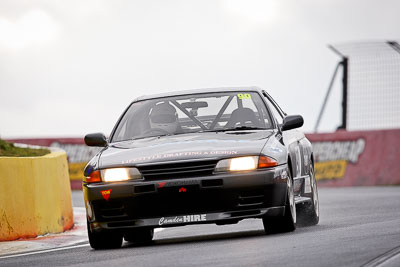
101 167 142 182
230 156 258 171
215 156 277 172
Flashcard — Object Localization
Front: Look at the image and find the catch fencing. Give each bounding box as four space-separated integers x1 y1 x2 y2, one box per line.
323 41 400 131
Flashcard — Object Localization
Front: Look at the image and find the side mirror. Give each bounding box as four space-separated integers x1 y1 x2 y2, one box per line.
281 115 304 131
84 133 108 147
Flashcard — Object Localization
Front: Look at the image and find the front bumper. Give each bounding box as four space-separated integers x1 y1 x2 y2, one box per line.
84 165 288 231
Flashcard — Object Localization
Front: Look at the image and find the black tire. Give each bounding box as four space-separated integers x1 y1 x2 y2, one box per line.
263 169 296 234
297 164 319 227
87 221 123 249
124 228 154 243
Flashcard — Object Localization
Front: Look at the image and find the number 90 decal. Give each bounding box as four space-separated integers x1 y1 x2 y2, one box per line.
237 93 251 99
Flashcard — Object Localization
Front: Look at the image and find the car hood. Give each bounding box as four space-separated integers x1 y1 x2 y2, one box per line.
99 130 273 168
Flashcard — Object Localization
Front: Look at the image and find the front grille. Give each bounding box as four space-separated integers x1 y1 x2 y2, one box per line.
138 159 218 180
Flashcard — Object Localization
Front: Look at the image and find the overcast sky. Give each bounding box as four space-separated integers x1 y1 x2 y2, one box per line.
1 0 399 138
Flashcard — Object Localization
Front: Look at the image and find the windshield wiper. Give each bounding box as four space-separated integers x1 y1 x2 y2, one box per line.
204 126 268 132
128 131 195 141
128 134 170 141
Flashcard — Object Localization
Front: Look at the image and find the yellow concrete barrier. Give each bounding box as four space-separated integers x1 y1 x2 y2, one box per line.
0 151 74 241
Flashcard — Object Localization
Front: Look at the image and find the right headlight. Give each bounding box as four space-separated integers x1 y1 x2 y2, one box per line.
215 156 278 172
101 167 142 182
85 167 142 183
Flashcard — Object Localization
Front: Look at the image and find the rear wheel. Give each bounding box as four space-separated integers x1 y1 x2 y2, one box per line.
297 164 319 226
263 169 296 234
87 221 123 249
124 228 154 243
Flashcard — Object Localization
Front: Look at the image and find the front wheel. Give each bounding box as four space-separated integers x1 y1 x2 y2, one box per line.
263 170 296 234
87 220 123 249
297 164 319 226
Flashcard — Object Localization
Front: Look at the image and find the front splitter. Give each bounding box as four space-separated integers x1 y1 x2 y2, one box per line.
90 206 285 231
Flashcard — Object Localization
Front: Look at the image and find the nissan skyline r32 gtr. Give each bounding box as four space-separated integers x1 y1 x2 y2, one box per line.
83 87 319 249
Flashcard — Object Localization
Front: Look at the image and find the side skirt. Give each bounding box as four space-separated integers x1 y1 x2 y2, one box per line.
293 175 312 195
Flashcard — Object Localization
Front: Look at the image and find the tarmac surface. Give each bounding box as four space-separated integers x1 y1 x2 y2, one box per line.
1 186 399 267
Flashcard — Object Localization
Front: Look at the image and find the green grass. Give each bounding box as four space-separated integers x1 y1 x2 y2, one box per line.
0 139 50 157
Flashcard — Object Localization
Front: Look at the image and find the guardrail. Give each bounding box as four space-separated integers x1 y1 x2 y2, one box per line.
0 150 74 241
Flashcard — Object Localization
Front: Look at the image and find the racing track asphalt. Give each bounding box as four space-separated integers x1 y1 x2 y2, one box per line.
1 186 399 267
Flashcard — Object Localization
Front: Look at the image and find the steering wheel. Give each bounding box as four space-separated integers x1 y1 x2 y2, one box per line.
143 128 171 135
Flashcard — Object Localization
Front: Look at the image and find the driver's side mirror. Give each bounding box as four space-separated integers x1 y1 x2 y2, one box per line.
281 115 304 131
84 133 108 147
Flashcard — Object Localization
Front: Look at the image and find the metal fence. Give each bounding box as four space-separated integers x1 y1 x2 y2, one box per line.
315 41 400 131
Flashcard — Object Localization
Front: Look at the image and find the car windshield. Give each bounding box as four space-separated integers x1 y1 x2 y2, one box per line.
111 91 273 142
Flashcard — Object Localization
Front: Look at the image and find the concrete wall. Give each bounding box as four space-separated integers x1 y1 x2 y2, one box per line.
0 151 74 241
7 138 98 190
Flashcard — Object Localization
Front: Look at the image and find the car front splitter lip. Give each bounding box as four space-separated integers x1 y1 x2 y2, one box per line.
89 206 285 231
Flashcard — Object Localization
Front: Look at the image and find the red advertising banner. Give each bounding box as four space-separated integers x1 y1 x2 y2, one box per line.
7 128 400 189
307 129 400 187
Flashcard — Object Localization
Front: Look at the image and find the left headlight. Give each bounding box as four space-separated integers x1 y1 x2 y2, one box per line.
101 167 142 182
215 156 277 172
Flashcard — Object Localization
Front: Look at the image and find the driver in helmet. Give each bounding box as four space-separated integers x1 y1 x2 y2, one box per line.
148 102 181 134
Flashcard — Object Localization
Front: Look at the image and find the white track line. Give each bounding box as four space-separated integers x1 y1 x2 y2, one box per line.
0 244 90 260
362 245 400 267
